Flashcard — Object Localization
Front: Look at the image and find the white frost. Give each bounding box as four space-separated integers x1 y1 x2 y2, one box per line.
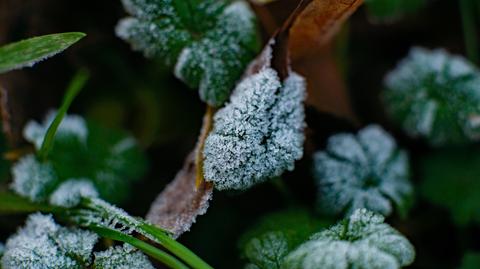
203 67 306 190
49 179 99 207
94 244 155 269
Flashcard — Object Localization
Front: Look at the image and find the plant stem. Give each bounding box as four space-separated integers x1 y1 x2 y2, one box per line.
460 0 479 64
38 69 89 160
89 225 189 269
0 191 61 214
140 223 214 269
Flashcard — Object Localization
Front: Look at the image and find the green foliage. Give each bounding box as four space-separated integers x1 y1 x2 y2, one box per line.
0 32 85 73
420 148 480 225
18 112 147 204
282 209 415 269
239 209 330 269
384 47 480 146
459 252 480 269
313 125 413 218
364 0 426 22
116 0 260 106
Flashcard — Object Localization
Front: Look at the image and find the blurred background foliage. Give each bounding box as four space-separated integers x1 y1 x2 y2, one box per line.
0 0 479 268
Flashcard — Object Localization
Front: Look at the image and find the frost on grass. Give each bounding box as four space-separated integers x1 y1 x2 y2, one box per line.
239 209 327 269
19 111 146 204
24 110 88 149
1 213 98 269
313 125 413 217
11 154 58 202
116 0 260 106
49 178 99 207
93 244 155 269
384 47 480 146
203 68 306 190
282 209 415 269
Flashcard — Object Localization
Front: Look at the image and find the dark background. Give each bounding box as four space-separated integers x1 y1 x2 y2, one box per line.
0 0 476 268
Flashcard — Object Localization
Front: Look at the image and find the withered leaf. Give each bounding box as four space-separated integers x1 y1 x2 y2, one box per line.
146 110 214 238
289 0 363 60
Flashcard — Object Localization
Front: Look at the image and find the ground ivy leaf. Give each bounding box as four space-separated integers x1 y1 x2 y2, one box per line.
0 32 86 74
420 148 480 226
116 0 260 106
282 209 415 269
313 125 413 218
384 47 480 146
239 209 330 269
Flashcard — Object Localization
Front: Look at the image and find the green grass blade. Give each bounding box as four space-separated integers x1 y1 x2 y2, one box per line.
89 225 189 269
0 191 60 214
38 69 89 160
0 32 86 74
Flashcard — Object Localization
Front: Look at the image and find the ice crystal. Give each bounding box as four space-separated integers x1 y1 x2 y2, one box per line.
1 213 98 269
93 244 155 269
203 68 306 190
384 47 480 146
24 110 88 150
282 209 415 269
11 154 58 202
313 125 413 217
49 178 99 207
20 111 146 203
116 0 260 106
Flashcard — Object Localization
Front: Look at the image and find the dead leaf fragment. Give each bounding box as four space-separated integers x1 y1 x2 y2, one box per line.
289 0 363 60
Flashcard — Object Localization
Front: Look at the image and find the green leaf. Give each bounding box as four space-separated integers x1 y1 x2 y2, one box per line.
0 32 86 74
420 148 480 226
384 47 480 146
364 0 426 22
460 252 480 269
282 209 415 269
38 69 89 160
116 0 260 106
239 209 331 269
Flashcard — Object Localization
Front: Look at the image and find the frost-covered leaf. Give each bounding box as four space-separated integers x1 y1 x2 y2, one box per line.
93 244 155 269
49 179 99 207
203 64 306 190
22 111 147 203
420 148 480 226
313 125 413 217
1 213 98 269
384 47 480 146
460 252 480 269
364 0 426 22
282 208 415 269
116 0 260 106
239 209 329 269
11 154 58 202
0 33 85 74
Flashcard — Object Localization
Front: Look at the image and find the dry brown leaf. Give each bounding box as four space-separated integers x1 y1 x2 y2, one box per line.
146 108 214 238
289 0 363 61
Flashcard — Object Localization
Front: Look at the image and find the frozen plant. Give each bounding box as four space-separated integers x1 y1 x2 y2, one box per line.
203 67 306 190
49 179 99 207
11 154 58 202
93 244 155 269
384 47 480 146
116 0 260 106
313 125 412 217
281 208 415 269
1 213 98 269
15 111 147 204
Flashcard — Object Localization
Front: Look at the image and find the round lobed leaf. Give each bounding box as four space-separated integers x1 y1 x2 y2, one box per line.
313 125 413 217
